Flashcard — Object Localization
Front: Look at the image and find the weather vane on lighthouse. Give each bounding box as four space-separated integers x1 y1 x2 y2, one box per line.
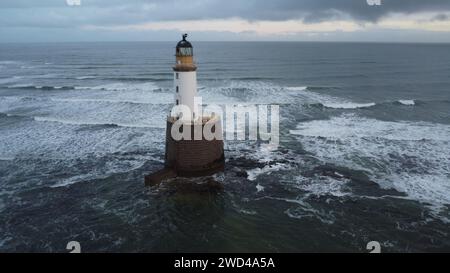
145 34 225 186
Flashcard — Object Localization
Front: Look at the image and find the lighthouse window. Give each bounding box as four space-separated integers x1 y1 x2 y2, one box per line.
178 47 193 56
176 73 179 79
176 86 179 92
176 99 179 105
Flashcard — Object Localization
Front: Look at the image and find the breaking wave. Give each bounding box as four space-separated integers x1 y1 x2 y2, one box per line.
290 113 450 213
286 86 308 91
321 102 376 109
287 85 419 109
75 76 97 80
33 116 161 128
50 97 170 105
75 82 159 92
397 100 415 106
7 84 75 90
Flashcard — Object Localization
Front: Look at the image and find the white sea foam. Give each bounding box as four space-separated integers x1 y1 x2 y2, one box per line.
0 91 168 129
52 173 101 188
322 102 376 109
201 81 306 105
75 76 97 80
286 85 418 110
293 175 351 198
69 82 172 105
290 114 450 210
0 114 165 164
33 116 162 128
0 61 22 65
247 163 290 181
286 86 308 91
398 100 415 106
229 143 294 181
256 183 265 192
27 74 58 79
239 209 258 215
50 97 168 105
6 83 64 89
285 206 336 224
285 85 384 110
75 82 158 92
6 84 31 88
266 196 336 224
291 114 450 141
51 156 148 188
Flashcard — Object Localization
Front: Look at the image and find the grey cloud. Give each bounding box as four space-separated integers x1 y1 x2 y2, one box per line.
1 0 450 29
431 13 449 21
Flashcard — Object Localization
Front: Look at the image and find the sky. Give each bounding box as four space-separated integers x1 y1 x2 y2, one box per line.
1 0 450 43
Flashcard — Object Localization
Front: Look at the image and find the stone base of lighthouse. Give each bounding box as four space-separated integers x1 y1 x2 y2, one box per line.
145 116 225 186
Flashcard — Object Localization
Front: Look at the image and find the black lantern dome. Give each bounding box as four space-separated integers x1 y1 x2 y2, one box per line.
176 34 193 56
176 33 192 48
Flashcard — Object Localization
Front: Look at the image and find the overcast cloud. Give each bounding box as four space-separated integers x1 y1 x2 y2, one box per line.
1 0 450 42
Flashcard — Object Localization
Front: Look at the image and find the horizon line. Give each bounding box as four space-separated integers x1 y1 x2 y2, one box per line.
2 40 450 45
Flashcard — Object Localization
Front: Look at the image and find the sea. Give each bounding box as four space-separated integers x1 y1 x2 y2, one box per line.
0 42 449 252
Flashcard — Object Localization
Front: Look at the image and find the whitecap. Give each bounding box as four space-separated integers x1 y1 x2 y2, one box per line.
75 82 159 92
200 81 303 105
285 206 336 224
247 163 290 181
33 116 161 128
239 209 258 215
284 85 377 110
256 183 265 192
51 173 98 188
322 102 376 109
0 61 22 65
293 175 351 198
51 157 148 188
290 113 450 213
290 113 450 141
6 83 32 89
265 196 336 224
50 97 166 105
398 100 415 106
286 86 308 91
75 76 97 80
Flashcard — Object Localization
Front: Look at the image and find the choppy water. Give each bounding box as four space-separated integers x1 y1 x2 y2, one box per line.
0 42 450 252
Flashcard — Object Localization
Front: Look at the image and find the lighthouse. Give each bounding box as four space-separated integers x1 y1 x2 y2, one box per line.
145 34 225 186
172 33 199 122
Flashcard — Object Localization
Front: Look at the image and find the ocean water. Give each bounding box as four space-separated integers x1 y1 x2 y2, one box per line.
0 42 449 252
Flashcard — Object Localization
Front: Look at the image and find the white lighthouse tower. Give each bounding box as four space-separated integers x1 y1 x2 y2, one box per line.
145 34 225 186
172 34 198 121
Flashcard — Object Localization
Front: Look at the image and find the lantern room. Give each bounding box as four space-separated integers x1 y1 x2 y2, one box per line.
174 34 196 70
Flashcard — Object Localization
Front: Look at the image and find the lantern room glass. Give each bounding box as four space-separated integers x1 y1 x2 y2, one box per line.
177 47 193 56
